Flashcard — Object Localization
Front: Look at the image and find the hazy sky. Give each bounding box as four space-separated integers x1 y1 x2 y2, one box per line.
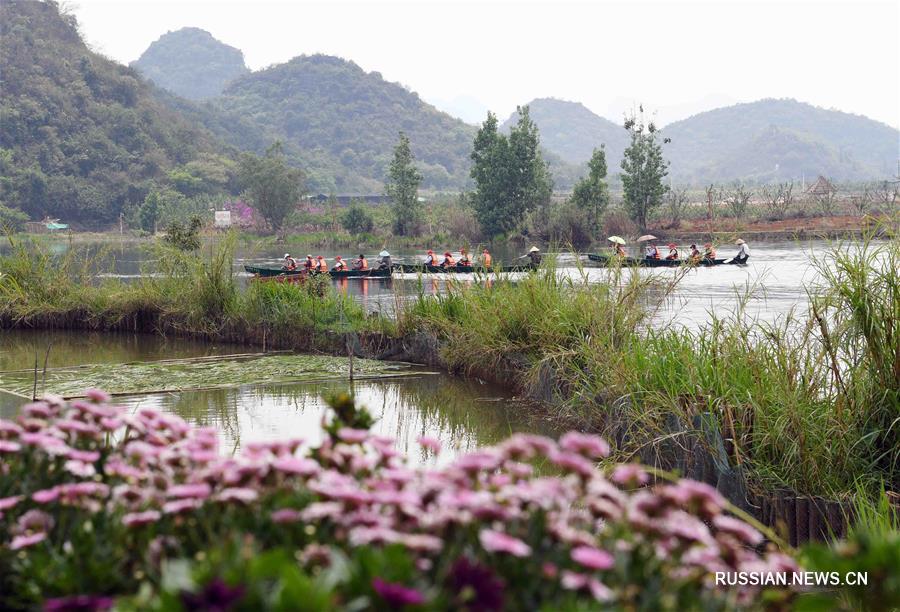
68 0 900 128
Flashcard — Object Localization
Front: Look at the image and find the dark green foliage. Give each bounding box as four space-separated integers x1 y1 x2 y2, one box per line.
470 108 552 238
0 202 29 232
0 1 235 226
207 54 476 192
238 143 303 233
571 146 610 234
621 108 669 230
385 133 422 236
163 215 203 251
139 191 161 234
501 98 629 168
341 203 374 235
130 27 249 101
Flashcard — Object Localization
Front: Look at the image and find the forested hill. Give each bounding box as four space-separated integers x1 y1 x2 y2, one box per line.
0 0 235 225
501 98 630 169
131 27 249 101
660 99 899 183
206 54 477 192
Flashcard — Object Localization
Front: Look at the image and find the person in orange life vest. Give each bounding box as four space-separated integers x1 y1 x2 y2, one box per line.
353 254 368 270
332 256 347 271
644 243 660 259
424 249 436 266
282 253 297 270
613 242 626 258
304 255 315 271
703 243 717 261
481 248 492 267
665 243 679 260
316 255 328 272
458 248 472 266
441 251 456 268
689 244 701 261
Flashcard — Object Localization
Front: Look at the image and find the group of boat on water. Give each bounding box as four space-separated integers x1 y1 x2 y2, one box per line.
245 236 751 279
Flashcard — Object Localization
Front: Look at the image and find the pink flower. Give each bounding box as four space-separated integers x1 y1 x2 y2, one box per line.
0 495 22 511
571 546 614 570
0 440 20 453
23 402 52 418
10 532 47 550
549 450 596 478
64 460 96 478
337 428 369 443
32 487 60 503
610 464 649 487
15 509 54 533
215 488 258 503
416 435 442 454
272 457 319 476
85 388 111 403
271 509 303 524
559 432 610 458
168 483 212 499
123 510 161 527
479 529 531 557
713 515 764 546
67 449 100 462
162 499 202 514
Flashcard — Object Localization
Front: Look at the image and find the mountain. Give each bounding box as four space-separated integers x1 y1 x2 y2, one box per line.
198 54 478 192
501 98 630 169
661 99 899 183
0 1 235 225
131 27 249 101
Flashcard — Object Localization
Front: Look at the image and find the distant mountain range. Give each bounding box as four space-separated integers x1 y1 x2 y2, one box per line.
3 5 897 227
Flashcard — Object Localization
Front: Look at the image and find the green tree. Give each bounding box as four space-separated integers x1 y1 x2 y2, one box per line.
341 202 374 235
620 107 669 230
470 107 552 238
0 202 29 232
571 146 610 234
238 143 304 233
386 132 422 236
139 191 161 234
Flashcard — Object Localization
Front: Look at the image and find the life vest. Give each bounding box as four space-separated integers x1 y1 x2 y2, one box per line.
425 254 435 265
442 255 455 267
334 260 346 271
304 258 314 270
666 249 678 260
482 253 492 267
360 258 368 270
459 256 472 266
318 260 328 272
705 248 716 259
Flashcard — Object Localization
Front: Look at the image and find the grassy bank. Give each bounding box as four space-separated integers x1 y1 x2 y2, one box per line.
0 233 379 345
401 240 899 501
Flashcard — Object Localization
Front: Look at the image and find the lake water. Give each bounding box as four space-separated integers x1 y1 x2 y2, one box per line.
0 329 563 463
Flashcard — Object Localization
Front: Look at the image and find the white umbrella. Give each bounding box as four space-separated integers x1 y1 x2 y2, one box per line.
607 236 626 245
379 250 390 257
636 234 658 242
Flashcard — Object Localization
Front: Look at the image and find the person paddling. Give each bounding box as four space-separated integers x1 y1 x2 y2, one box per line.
441 251 456 268
282 253 297 271
481 248 492 268
353 254 368 271
377 250 392 270
688 244 701 261
424 249 436 266
332 256 347 271
703 243 717 261
459 248 472 266
304 255 315 271
733 239 751 264
644 243 660 260
526 246 542 266
665 243 679 260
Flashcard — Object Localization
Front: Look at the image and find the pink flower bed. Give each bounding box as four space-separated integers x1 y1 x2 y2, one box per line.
0 390 799 608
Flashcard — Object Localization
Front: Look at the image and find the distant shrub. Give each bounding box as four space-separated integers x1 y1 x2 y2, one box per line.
341 203 374 235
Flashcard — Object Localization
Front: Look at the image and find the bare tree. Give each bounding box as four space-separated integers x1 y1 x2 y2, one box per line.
849 186 873 217
813 179 840 216
664 186 689 227
705 184 720 220
871 180 899 215
760 181 793 220
725 182 753 219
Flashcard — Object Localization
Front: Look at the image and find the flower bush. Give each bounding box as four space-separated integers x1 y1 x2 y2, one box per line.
0 390 800 610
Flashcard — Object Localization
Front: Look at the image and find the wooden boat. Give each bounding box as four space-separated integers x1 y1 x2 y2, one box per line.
586 253 735 267
394 263 535 274
244 265 392 279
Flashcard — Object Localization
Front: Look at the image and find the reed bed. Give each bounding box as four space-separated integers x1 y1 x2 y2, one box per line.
401 240 899 500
